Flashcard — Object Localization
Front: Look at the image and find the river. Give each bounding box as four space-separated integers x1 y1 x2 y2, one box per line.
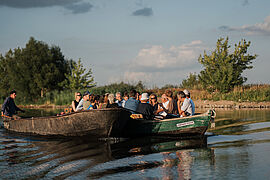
1 109 270 179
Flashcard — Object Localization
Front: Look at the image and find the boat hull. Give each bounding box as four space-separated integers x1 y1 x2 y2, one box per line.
123 111 213 137
2 108 130 137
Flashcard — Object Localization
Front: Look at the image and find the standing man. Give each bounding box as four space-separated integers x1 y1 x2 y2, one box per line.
1 90 25 118
183 89 195 115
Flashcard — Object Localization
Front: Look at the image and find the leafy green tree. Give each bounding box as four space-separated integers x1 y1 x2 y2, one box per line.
63 59 96 90
198 37 257 92
0 37 71 102
180 73 200 89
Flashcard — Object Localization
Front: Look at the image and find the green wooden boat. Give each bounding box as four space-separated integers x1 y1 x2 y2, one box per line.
123 109 216 137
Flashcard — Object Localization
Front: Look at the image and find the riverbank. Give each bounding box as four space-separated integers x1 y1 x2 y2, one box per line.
11 100 270 109
194 100 270 109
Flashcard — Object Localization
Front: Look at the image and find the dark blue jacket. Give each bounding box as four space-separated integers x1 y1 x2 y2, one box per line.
2 97 22 117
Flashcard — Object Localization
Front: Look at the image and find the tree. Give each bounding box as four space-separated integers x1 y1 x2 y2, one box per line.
198 37 257 93
63 59 96 90
0 37 71 102
180 73 200 89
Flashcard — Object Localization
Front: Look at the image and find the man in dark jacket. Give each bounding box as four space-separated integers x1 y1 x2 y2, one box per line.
136 93 154 119
1 90 25 118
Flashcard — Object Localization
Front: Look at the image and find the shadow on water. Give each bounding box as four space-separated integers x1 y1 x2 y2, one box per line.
0 126 213 179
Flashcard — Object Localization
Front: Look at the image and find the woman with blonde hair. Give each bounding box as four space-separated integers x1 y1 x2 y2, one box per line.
71 92 82 112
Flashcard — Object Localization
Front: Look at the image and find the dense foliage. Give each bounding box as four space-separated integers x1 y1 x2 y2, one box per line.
0 37 94 103
180 73 200 89
61 59 95 90
198 37 257 93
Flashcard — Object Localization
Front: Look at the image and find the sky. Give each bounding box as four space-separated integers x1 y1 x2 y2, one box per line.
0 0 270 87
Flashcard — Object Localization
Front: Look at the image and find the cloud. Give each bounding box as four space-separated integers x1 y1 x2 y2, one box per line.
0 0 93 14
65 2 93 14
129 40 205 72
132 7 153 17
242 0 249 6
121 40 207 86
219 15 270 36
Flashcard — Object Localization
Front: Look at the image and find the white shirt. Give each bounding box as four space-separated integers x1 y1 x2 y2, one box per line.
181 98 192 116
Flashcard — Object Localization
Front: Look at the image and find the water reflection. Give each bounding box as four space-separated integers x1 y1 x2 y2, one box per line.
1 109 270 179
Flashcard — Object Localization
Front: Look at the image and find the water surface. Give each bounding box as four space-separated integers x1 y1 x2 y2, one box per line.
1 109 270 179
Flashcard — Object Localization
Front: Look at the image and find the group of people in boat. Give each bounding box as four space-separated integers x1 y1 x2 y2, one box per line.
72 89 195 119
1 89 195 120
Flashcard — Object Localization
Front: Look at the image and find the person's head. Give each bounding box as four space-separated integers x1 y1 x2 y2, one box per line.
75 92 82 100
161 94 168 103
165 89 173 98
94 95 99 104
177 91 186 102
140 93 149 103
83 91 90 100
10 90 16 99
183 89 190 98
129 89 137 98
115 92 122 101
149 93 157 104
123 92 129 101
108 93 115 104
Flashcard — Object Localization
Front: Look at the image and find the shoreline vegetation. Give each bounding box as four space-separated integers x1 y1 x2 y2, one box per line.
4 83 269 110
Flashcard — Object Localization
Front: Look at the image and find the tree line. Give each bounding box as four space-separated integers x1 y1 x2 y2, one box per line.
0 36 258 104
0 37 95 103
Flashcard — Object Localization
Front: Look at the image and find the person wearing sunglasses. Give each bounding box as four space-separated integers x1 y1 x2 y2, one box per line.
72 92 82 112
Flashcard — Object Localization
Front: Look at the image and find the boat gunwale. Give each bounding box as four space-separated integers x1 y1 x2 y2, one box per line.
133 111 211 123
8 108 124 121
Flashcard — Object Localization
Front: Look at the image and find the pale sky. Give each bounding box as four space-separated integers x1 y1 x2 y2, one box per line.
0 0 269 87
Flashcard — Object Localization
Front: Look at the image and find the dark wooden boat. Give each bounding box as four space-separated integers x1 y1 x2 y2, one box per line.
123 110 215 137
2 108 131 137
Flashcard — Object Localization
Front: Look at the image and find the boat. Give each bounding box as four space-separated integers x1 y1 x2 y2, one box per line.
123 109 216 138
2 108 131 137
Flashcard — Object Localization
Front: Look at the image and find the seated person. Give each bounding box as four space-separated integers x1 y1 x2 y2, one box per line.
136 93 154 119
183 89 195 115
165 89 178 115
115 92 124 107
76 91 90 111
72 92 81 112
155 94 169 116
107 93 119 108
149 93 160 114
124 89 140 113
177 91 192 117
122 92 129 107
87 98 97 110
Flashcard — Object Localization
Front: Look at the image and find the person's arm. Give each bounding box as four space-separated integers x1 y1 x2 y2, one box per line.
2 98 9 116
15 105 25 113
71 101 76 112
75 100 84 111
177 100 186 117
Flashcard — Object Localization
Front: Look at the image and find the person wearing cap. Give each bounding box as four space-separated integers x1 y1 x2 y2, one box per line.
1 90 25 118
183 89 195 115
136 93 154 119
177 91 192 117
75 91 90 111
